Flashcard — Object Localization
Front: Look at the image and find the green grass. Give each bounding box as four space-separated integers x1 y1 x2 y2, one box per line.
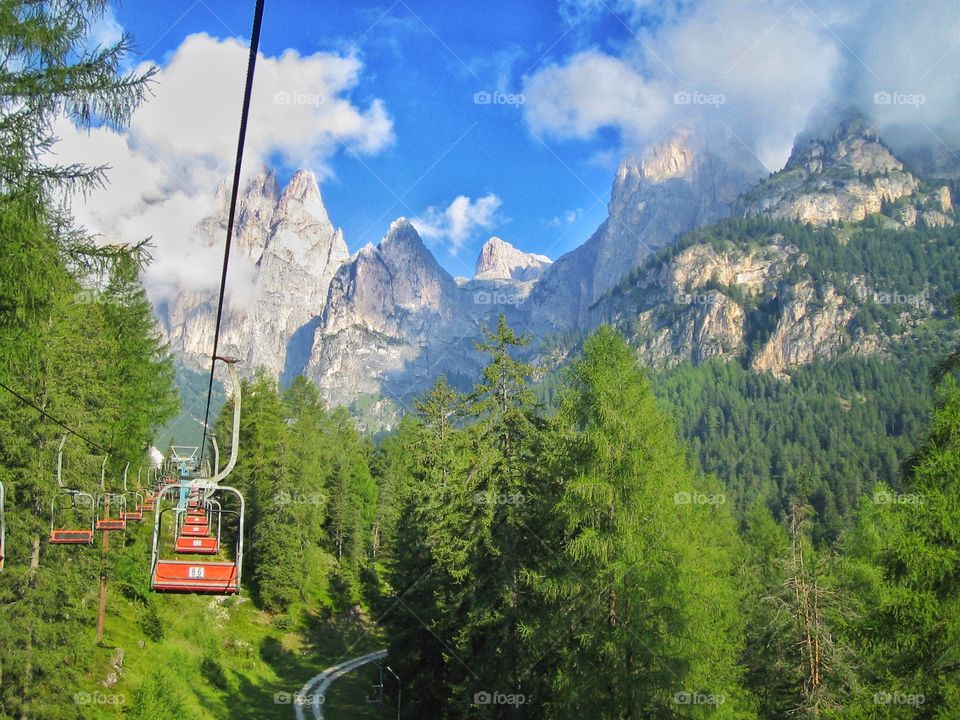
67 522 389 719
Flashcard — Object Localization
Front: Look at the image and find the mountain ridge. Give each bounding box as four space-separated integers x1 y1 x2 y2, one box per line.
157 113 960 424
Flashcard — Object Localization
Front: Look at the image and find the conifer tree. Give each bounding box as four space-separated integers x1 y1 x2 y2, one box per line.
531 326 751 718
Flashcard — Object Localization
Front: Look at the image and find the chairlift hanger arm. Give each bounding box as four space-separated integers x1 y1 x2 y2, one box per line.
209 357 241 484
56 434 67 489
211 434 220 477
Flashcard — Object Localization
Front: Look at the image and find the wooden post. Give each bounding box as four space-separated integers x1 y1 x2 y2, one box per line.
96 497 109 643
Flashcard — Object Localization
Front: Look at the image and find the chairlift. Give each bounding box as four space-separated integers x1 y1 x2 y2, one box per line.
94 457 126 532
174 499 222 555
120 464 145 522
142 467 159 511
150 357 245 594
49 435 95 544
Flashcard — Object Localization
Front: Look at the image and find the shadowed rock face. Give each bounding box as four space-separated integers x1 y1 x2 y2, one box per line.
527 125 767 331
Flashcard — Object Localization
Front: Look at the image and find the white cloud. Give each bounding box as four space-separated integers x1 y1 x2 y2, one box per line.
86 5 124 51
547 208 582 228
411 194 503 254
523 52 671 147
525 0 960 171
54 32 394 301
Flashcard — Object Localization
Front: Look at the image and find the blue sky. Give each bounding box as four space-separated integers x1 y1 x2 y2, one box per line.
61 1 960 294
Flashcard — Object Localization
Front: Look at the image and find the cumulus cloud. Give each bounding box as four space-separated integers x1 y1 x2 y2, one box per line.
54 32 394 301
523 52 671 147
85 5 124 51
411 194 503 254
525 0 960 170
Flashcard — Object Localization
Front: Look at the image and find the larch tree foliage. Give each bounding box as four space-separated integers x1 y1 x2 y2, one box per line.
222 373 287 610
0 3 174 717
838 314 960 718
214 372 378 612
530 326 752 718
383 321 552 719
276 376 335 606
322 405 377 599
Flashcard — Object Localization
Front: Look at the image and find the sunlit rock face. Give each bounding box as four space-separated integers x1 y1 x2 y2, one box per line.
161 169 348 376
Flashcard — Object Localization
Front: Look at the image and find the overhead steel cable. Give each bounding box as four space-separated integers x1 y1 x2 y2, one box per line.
198 0 266 464
0 379 111 453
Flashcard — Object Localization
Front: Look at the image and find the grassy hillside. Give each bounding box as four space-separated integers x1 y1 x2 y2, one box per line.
67 520 386 720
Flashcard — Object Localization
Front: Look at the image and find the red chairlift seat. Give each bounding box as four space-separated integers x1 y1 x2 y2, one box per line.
50 528 95 544
185 512 208 525
151 559 237 594
96 518 126 531
181 522 210 536
95 492 127 532
174 535 220 554
121 493 144 521
49 483 96 546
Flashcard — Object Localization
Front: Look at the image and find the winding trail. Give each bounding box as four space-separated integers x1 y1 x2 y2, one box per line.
293 649 387 720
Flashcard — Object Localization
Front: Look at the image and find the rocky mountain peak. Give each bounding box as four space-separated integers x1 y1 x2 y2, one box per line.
634 127 696 183
530 124 766 328
474 237 551 281
381 217 444 268
739 112 919 225
383 217 419 245
202 168 280 262
275 170 330 227
786 113 902 175
162 167 350 379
